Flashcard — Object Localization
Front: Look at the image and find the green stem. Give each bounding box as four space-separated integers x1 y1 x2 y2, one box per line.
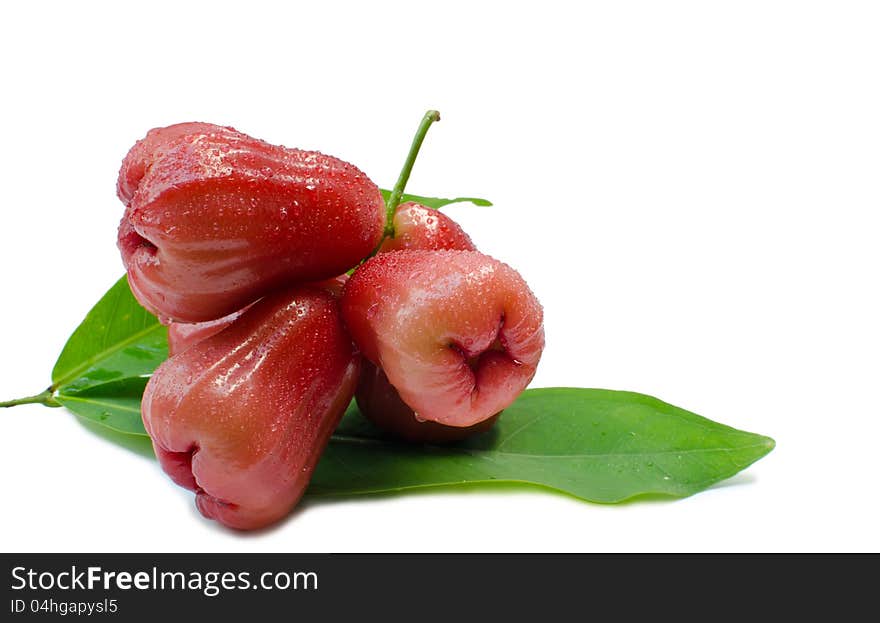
0 388 60 409
383 110 441 238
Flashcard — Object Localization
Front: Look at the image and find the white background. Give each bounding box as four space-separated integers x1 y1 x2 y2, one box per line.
1 1 877 552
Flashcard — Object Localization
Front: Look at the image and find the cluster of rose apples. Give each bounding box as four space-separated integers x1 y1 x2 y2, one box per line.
117 120 544 530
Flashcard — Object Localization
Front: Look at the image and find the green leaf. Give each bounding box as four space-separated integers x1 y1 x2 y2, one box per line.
379 189 492 209
44 277 774 503
50 275 166 432
56 377 151 436
309 388 775 502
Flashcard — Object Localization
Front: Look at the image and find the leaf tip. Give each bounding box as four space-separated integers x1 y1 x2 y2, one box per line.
743 434 776 466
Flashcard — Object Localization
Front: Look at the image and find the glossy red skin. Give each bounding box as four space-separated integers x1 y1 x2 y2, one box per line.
117 122 384 322
142 286 359 530
166 308 247 357
357 360 499 442
356 206 483 440
117 122 241 206
378 202 476 253
342 250 544 428
166 275 349 356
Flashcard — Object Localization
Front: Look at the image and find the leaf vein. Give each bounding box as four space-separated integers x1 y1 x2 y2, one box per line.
57 394 142 415
52 323 164 390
